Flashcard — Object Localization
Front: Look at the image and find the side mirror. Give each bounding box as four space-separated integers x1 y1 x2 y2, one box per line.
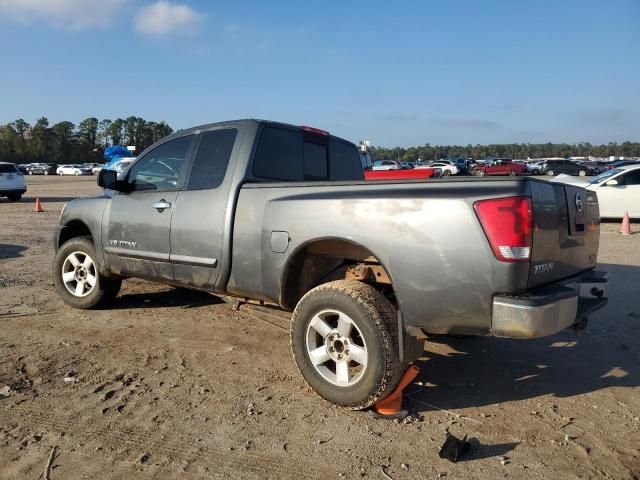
98 168 116 189
98 169 130 192
605 179 619 186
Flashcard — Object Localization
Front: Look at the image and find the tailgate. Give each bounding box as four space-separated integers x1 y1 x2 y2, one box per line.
528 180 599 288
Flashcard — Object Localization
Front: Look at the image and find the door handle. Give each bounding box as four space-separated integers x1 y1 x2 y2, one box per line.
152 200 172 212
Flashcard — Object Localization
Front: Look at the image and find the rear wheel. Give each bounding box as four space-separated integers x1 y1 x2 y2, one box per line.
532 169 540 175
53 237 121 309
44 170 49 176
578 169 587 176
442 170 451 176
290 280 403 410
74 171 80 176
546 170 555 176
28 171 33 175
508 170 516 176
6 193 21 202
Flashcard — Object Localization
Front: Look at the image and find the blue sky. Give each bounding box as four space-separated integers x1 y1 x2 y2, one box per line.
0 0 638 147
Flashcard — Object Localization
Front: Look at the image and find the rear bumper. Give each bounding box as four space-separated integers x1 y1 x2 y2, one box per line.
492 270 608 339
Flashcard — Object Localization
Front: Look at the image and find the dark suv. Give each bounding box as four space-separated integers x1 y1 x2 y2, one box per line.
27 163 58 175
543 159 598 177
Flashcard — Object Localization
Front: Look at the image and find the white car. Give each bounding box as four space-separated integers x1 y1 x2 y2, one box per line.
427 162 459 176
0 162 27 202
372 160 400 171
526 161 545 175
57 164 93 176
552 164 640 218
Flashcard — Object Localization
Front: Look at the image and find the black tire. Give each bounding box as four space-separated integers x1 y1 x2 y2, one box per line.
6 193 22 202
53 236 121 309
290 280 403 410
532 169 540 175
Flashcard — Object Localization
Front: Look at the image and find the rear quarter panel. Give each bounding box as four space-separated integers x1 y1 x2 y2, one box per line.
228 179 531 334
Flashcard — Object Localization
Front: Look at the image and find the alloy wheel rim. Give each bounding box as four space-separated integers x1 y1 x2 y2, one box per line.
62 251 97 297
305 309 368 387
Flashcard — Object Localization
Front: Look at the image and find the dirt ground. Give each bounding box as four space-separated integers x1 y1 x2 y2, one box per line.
1 176 639 479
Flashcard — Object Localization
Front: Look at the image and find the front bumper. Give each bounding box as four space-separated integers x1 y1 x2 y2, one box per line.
0 188 27 196
492 270 608 339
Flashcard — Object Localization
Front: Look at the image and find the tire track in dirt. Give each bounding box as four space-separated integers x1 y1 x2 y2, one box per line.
0 408 331 479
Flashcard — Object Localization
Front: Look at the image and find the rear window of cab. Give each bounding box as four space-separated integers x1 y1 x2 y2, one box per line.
252 127 363 182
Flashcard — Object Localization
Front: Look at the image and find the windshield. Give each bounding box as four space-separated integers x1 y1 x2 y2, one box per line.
589 168 622 184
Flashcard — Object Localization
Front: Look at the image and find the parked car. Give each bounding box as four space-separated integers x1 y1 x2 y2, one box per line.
83 163 102 174
52 119 607 410
365 167 442 180
470 158 525 176
57 164 93 176
526 161 546 175
372 160 400 171
552 164 640 218
543 159 598 177
606 160 640 170
27 163 57 175
16 164 28 174
428 161 459 176
0 162 26 201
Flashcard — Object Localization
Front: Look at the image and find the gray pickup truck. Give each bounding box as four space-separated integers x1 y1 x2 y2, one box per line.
53 119 608 409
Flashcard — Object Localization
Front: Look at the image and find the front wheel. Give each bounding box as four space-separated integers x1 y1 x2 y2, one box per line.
578 170 587 176
442 170 451 176
53 237 121 309
508 170 517 176
290 280 404 410
7 193 22 202
74 171 80 176
532 169 540 175
546 170 555 176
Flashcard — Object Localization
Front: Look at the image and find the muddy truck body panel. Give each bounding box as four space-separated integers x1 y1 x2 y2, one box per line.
54 119 608 340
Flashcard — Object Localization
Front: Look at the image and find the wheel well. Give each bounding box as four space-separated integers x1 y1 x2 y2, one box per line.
59 220 92 247
280 239 394 310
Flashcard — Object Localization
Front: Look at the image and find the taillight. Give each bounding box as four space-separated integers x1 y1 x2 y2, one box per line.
299 126 329 136
474 196 533 262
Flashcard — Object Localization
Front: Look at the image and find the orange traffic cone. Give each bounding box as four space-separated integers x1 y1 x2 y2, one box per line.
369 364 420 419
34 197 44 213
620 212 631 235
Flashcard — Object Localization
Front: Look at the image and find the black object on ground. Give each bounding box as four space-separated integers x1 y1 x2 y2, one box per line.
439 433 470 462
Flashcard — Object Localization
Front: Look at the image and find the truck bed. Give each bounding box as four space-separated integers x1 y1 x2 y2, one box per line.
227 176 599 335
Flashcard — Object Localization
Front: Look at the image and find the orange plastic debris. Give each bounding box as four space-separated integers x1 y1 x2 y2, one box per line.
371 364 420 418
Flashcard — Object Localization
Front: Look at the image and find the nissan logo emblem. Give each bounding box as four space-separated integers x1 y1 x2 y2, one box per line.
575 193 583 213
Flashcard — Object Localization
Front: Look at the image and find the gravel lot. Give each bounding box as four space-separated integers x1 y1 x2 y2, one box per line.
1 176 638 479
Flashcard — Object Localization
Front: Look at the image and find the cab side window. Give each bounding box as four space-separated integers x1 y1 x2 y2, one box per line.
128 136 193 192
187 129 237 189
620 170 640 185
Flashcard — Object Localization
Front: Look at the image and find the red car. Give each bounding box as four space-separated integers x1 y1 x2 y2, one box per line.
364 167 441 180
471 159 526 176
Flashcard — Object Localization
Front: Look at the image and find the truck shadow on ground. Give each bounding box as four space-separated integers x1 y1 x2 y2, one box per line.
106 288 223 310
0 244 27 259
409 263 639 413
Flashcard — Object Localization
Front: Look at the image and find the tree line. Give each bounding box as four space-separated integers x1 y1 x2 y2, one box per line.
370 141 640 162
0 117 173 165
